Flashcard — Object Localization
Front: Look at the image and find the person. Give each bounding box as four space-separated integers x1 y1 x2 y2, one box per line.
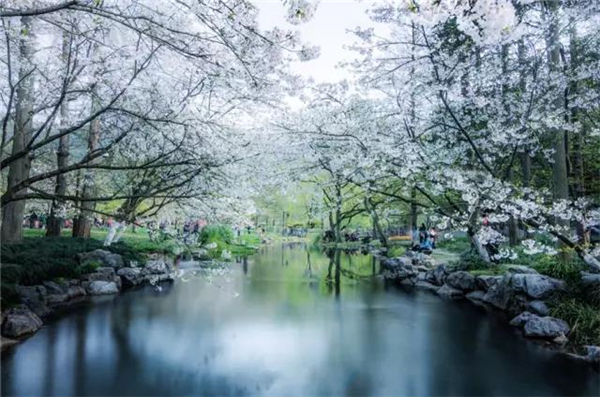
419 236 433 255
29 211 38 228
419 223 428 244
429 227 437 249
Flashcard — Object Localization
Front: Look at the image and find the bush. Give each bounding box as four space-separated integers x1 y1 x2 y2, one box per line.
0 237 145 286
528 255 582 285
386 246 406 258
456 249 490 271
200 225 233 246
437 236 470 253
549 298 600 348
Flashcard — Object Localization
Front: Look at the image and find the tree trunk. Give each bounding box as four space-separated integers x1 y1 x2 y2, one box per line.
1 17 35 244
47 30 71 237
72 99 100 238
545 0 571 261
364 196 387 248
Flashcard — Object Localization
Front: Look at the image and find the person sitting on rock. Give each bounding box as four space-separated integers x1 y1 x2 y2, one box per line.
419 236 433 255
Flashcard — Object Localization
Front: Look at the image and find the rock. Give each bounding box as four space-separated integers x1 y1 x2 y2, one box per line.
415 281 440 292
511 274 566 300
415 265 429 273
523 316 570 339
42 281 67 295
553 334 569 345
504 265 538 274
436 284 464 299
381 258 417 281
425 264 449 286
144 255 174 275
1 336 19 351
2 306 43 338
16 285 51 318
87 281 119 295
527 300 550 316
117 267 143 287
445 271 477 291
79 249 124 269
510 311 537 328
476 275 503 291
584 346 600 364
46 294 69 304
481 274 514 310
581 272 600 288
66 285 86 299
399 278 416 287
381 257 411 270
466 290 486 302
83 267 122 290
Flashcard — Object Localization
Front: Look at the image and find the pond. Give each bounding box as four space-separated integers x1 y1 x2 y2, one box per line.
2 243 599 396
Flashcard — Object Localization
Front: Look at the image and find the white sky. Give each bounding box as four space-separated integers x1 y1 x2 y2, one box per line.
253 0 376 83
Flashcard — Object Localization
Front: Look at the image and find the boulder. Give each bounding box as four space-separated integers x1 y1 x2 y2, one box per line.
117 267 144 287
86 281 119 295
511 274 566 300
2 306 43 338
425 264 448 286
584 346 600 364
79 249 124 268
510 311 537 328
523 316 570 339
481 274 514 310
415 281 440 292
465 290 486 303
83 267 122 290
42 281 67 295
16 285 51 318
445 271 477 291
553 334 569 345
1 336 19 351
527 300 550 316
580 272 600 288
504 265 538 274
46 294 69 304
436 284 464 299
475 275 503 291
381 257 412 270
66 285 86 299
144 255 174 275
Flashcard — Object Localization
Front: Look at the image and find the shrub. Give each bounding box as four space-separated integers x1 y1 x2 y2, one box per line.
437 236 470 253
386 246 406 258
528 255 582 285
549 298 600 348
0 237 145 286
200 225 233 246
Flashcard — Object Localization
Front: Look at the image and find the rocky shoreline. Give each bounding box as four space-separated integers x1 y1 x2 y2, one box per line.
380 251 600 366
1 249 177 351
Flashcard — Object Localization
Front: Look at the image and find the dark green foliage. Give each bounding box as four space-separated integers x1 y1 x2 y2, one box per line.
528 255 582 285
456 249 490 271
200 225 233 246
0 237 145 286
436 236 470 253
549 298 600 348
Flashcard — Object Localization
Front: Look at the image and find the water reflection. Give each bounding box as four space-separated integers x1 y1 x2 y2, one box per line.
2 244 598 396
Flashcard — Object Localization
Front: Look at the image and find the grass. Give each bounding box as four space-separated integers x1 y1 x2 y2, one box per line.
549 298 600 348
436 236 470 253
200 225 260 259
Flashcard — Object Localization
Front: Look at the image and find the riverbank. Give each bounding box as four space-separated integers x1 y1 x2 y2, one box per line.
380 250 600 366
1 241 179 350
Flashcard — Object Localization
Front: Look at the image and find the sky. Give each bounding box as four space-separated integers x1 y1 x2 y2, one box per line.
253 0 376 83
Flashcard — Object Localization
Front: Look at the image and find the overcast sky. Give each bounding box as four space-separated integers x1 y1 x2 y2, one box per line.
253 0 375 83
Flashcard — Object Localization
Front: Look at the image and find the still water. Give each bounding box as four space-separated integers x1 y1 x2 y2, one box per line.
2 244 599 396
